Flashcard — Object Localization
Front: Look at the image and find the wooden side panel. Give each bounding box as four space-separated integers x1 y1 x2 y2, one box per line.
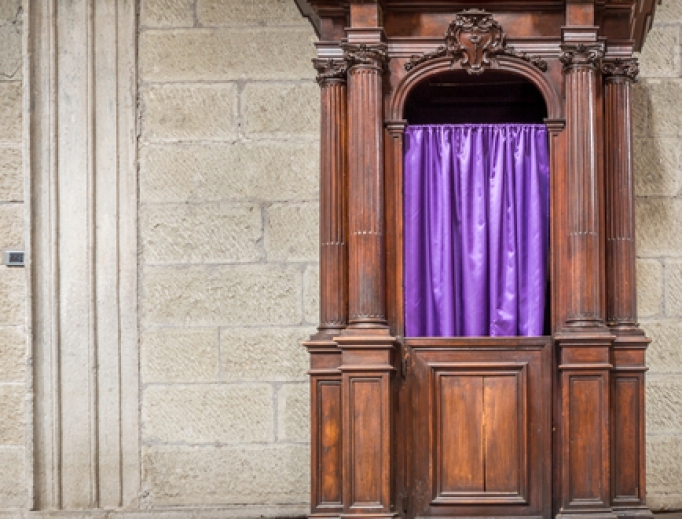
568 376 605 503
612 375 640 502
315 379 343 508
438 375 484 494
350 378 383 506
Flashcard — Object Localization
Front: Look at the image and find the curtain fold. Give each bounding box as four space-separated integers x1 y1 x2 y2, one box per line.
403 124 550 337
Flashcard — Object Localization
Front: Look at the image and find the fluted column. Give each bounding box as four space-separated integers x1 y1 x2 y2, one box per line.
344 43 389 329
335 43 397 519
556 41 617 519
602 57 653 519
304 57 349 518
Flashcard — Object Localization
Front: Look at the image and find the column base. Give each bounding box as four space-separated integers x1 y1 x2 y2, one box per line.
556 512 618 519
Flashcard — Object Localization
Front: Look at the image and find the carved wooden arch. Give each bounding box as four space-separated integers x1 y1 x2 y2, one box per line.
388 54 564 123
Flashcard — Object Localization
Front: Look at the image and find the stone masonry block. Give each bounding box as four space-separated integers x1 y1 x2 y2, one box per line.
277 383 309 442
142 265 303 326
244 82 319 138
143 444 309 506
0 326 24 382
141 202 263 264
265 203 318 262
634 138 680 196
0 448 25 507
0 0 20 22
139 142 319 204
222 327 311 382
140 328 218 383
0 22 21 81
655 0 682 23
647 80 682 137
0 147 22 201
0 82 21 141
198 0 306 27
647 375 682 433
142 384 273 444
636 198 682 257
304 265 319 325
632 82 649 138
0 384 23 444
140 0 194 28
665 260 682 317
641 321 682 373
139 28 316 82
141 84 237 142
0 203 23 248
637 259 663 318
647 435 682 492
639 26 681 78
0 267 25 326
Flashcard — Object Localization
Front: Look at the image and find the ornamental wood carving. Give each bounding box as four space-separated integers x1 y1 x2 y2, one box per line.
405 9 548 74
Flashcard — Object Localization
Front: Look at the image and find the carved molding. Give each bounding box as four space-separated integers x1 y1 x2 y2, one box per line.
559 43 605 70
341 43 389 69
404 9 548 75
601 58 639 82
313 57 348 85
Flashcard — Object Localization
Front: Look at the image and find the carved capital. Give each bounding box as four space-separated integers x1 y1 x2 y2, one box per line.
313 58 348 85
601 58 639 82
559 43 605 70
405 9 547 75
341 43 389 70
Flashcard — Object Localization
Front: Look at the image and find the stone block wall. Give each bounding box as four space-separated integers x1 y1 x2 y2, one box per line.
637 2 682 510
137 0 318 510
0 0 26 508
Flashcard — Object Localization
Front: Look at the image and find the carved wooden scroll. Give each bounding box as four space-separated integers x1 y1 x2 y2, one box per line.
405 9 548 74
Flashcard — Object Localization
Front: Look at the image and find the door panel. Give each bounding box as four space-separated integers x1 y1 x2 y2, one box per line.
406 337 552 519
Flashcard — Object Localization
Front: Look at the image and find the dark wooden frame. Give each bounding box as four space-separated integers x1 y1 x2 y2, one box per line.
302 2 659 518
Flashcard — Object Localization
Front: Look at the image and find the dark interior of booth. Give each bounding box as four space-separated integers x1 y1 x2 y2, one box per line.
403 69 551 336
404 69 548 124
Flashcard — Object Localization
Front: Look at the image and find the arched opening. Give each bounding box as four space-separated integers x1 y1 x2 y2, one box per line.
404 69 548 124
401 70 552 338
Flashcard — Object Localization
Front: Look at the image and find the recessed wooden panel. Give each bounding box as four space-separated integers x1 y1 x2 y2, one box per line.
434 366 527 503
438 375 484 493
613 376 640 501
350 378 382 506
316 380 343 507
568 376 605 503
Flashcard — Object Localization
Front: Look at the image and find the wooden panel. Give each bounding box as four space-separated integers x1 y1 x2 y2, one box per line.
485 376 523 494
613 376 639 501
433 365 529 504
408 340 550 518
438 375 484 494
316 379 343 507
350 378 382 506
568 376 605 503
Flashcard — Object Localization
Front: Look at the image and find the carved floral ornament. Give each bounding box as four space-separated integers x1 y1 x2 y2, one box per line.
404 9 548 75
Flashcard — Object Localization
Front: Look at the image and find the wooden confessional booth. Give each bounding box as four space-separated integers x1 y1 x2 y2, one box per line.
301 2 659 519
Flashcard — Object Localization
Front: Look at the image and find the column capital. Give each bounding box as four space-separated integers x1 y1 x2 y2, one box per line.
341 42 389 71
560 42 604 71
313 57 349 85
601 57 639 83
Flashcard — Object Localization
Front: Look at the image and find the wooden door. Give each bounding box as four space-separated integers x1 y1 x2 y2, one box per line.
404 337 552 519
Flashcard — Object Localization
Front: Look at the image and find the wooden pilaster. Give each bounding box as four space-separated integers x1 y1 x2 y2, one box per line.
556 35 617 519
602 57 654 519
305 56 349 519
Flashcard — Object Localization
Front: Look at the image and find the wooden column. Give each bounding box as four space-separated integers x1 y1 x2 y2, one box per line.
305 57 349 518
556 40 617 519
602 57 653 519
336 41 397 519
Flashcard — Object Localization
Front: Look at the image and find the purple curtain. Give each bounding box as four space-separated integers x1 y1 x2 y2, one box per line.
404 124 550 337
